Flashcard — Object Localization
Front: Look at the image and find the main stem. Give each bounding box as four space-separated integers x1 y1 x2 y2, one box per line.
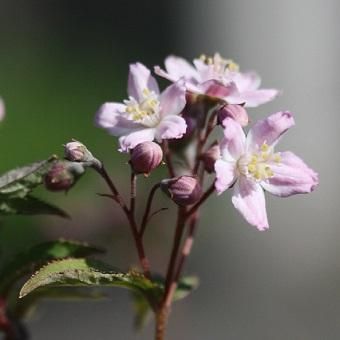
154 184 215 340
155 207 186 340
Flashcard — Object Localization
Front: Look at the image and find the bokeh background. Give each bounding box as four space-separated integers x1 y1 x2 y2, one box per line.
0 0 339 339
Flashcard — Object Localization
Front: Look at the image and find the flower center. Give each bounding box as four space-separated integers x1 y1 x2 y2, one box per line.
237 142 281 182
124 88 161 127
199 53 240 73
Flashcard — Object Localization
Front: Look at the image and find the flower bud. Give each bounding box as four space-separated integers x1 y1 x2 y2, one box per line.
161 176 202 206
200 142 220 173
218 104 248 127
64 140 97 162
44 161 85 192
130 142 163 175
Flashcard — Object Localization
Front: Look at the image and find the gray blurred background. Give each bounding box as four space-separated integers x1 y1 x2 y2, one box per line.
0 0 339 339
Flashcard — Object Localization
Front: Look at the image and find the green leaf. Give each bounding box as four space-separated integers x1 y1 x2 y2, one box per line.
13 287 106 319
173 276 199 301
132 291 152 331
0 240 104 295
0 195 69 217
0 157 56 199
19 258 159 299
131 275 199 331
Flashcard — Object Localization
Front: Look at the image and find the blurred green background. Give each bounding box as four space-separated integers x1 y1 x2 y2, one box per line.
0 0 177 252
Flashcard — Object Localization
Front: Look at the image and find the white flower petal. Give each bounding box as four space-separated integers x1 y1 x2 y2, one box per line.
232 177 269 231
128 63 159 101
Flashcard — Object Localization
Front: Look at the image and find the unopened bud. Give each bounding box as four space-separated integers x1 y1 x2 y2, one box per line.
44 161 85 192
130 142 163 175
200 142 220 173
64 140 94 162
218 104 248 127
161 176 202 206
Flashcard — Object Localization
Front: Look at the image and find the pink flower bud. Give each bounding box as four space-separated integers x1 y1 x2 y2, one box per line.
64 142 85 161
161 176 202 206
130 142 163 175
200 142 220 173
218 104 249 127
44 161 85 192
64 140 95 162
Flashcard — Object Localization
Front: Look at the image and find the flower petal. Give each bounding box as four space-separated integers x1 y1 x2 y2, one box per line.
232 177 269 231
198 80 237 99
160 81 186 117
119 128 156 152
193 58 216 82
0 98 5 122
95 102 144 135
155 115 187 141
214 159 236 194
218 104 249 127
128 63 159 101
232 71 261 92
164 56 200 82
154 66 177 83
220 117 246 161
261 151 318 197
246 111 295 151
227 89 279 108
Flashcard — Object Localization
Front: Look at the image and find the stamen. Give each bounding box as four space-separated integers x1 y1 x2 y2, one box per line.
124 88 160 127
261 142 269 152
198 53 240 74
274 153 281 163
239 142 281 182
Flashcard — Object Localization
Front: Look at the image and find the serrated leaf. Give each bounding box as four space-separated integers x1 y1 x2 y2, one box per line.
0 240 104 295
0 157 56 199
13 287 106 319
0 195 69 217
19 258 159 299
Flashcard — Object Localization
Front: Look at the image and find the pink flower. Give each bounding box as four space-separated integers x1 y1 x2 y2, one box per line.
0 98 5 122
155 53 279 108
95 63 187 151
215 112 318 230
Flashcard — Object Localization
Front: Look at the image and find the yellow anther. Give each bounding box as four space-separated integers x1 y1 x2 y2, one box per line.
261 152 269 161
273 153 281 163
227 61 240 72
251 155 258 163
265 166 274 177
199 54 206 61
261 142 269 152
254 172 261 180
142 88 150 96
248 163 256 173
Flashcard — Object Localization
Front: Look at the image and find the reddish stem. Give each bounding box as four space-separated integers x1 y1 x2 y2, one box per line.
130 172 137 215
163 207 186 298
162 141 175 178
140 183 161 237
93 164 151 278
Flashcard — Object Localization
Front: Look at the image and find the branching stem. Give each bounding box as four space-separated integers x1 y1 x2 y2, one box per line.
92 163 151 278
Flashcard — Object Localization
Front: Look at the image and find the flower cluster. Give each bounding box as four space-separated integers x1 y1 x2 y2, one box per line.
95 53 318 230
